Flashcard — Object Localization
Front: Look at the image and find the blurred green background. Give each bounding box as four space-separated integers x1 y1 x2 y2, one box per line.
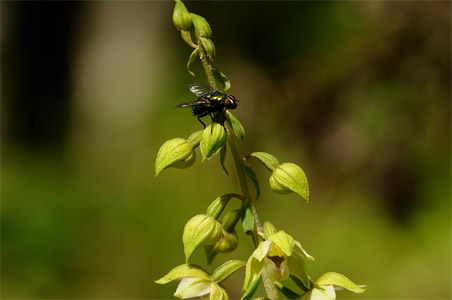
1 1 450 299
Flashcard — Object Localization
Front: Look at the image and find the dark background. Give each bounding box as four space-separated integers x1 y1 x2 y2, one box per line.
2 1 451 299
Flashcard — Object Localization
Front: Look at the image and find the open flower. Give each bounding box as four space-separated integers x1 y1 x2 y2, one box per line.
299 272 365 300
155 264 228 300
243 228 314 292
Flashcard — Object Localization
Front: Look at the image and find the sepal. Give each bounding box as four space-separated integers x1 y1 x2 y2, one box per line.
211 260 246 283
155 264 211 284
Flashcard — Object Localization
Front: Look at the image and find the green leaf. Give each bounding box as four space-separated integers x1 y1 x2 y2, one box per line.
200 123 227 160
200 37 216 60
220 145 229 175
155 138 195 176
226 111 245 142
269 162 310 203
187 48 199 77
249 152 279 171
213 68 231 91
155 264 211 284
212 260 246 283
183 214 222 262
315 272 366 293
275 282 301 299
241 276 261 300
241 204 254 235
244 164 260 200
288 252 311 291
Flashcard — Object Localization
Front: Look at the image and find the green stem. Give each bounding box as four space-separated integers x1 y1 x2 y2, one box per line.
198 44 217 89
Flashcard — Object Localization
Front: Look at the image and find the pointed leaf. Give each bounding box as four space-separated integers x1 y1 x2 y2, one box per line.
212 68 231 91
315 272 366 293
220 145 229 175
275 282 301 299
212 260 246 283
226 111 245 142
249 152 279 172
187 48 199 77
241 204 254 235
241 276 261 300
155 264 211 284
244 164 260 200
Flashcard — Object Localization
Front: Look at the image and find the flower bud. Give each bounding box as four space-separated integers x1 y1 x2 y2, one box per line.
173 0 192 31
183 214 222 262
269 163 310 203
190 13 212 40
214 230 238 253
200 123 226 160
155 138 196 176
221 209 241 233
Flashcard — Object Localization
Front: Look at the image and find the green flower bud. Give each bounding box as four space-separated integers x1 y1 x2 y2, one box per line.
173 0 192 31
183 214 222 262
200 123 226 160
155 138 196 176
214 230 238 253
269 162 310 203
221 209 241 233
190 13 212 40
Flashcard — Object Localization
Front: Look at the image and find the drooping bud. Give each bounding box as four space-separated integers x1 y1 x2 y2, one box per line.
183 214 222 262
269 162 309 203
221 209 241 233
190 13 212 40
155 138 196 176
173 0 192 31
200 123 226 160
214 230 238 253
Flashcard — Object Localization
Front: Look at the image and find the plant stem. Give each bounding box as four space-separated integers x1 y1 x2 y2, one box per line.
198 45 217 89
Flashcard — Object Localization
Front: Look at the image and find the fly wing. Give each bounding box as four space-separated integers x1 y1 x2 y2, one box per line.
189 82 214 97
176 98 210 108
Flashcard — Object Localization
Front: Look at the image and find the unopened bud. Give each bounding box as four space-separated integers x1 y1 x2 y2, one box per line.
200 123 226 160
173 0 192 31
190 13 212 40
155 138 195 176
269 163 310 203
183 214 222 262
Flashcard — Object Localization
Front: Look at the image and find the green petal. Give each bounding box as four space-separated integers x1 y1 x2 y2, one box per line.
210 283 229 300
155 264 211 284
263 222 277 239
212 260 246 283
252 240 272 261
294 241 315 261
268 230 295 257
174 277 212 299
315 272 365 294
243 255 264 291
287 251 311 290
